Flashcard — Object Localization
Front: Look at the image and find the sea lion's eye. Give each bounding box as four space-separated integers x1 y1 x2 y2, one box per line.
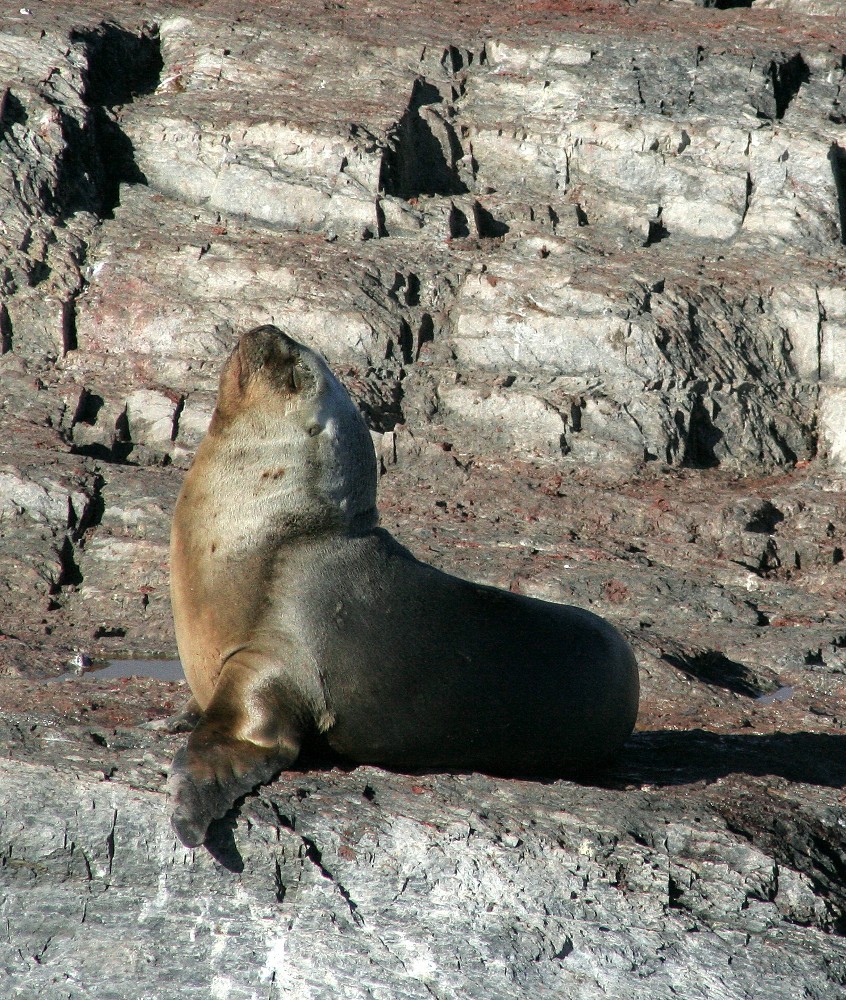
307 423 322 437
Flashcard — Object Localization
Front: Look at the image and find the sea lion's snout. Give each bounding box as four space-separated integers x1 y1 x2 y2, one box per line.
242 324 300 359
237 326 311 395
239 324 298 372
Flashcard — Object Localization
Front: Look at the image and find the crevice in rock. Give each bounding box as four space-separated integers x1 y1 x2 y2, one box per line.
687 46 707 111
404 272 421 307
81 477 106 539
667 874 684 908
387 271 420 307
739 172 753 228
48 111 105 220
106 809 117 875
170 395 186 443
374 198 388 239
301 835 364 925
770 53 810 120
0 89 28 132
632 61 645 106
749 53 808 121
449 202 471 237
72 21 163 107
743 500 784 534
717 804 846 934
815 287 826 378
696 0 753 8
0 303 12 354
87 111 149 219
380 78 469 199
54 536 84 591
273 858 287 904
76 391 106 426
66 22 161 218
643 212 668 248
61 299 77 355
437 45 467 74
70 394 133 464
683 394 722 469
393 319 414 364
416 313 435 360
34 26 158 224
473 201 509 238
662 649 763 698
829 143 846 245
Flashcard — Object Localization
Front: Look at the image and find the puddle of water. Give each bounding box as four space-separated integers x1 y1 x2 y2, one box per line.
51 659 184 682
754 684 795 706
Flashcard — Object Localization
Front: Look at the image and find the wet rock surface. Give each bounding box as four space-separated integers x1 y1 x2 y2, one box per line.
1 1 845 996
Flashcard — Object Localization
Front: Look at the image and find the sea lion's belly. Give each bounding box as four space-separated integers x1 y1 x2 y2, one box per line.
291 533 639 774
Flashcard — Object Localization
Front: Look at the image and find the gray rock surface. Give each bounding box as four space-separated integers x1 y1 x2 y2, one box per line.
1 716 845 1000
1 1 845 996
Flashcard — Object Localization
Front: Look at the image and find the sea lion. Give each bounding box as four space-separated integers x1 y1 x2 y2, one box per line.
168 325 639 848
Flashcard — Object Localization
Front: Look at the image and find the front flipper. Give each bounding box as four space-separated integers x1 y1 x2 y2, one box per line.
144 695 202 734
167 652 307 848
169 737 293 848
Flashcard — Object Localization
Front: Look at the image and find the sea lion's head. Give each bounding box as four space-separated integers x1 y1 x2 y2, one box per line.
206 325 378 538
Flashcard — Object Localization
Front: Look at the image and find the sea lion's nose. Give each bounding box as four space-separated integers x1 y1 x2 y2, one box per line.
239 326 301 370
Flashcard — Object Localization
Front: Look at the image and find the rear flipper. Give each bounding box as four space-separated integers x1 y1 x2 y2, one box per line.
167 654 306 848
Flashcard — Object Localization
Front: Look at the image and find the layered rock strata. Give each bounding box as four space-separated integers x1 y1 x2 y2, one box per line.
0 2 845 997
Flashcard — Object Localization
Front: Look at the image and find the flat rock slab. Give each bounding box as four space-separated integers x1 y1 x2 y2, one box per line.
1 713 845 1000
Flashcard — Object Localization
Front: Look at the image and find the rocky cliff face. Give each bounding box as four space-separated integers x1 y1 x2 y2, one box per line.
1 2 845 997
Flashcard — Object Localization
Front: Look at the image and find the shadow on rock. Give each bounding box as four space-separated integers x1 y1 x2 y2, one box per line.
617 729 846 788
204 811 245 873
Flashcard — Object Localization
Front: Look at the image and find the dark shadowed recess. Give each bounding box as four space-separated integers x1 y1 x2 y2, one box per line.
695 0 754 8
620 729 846 789
70 22 163 215
750 51 810 122
770 53 811 120
0 90 28 133
380 78 468 199
743 499 784 533
72 21 163 106
681 396 723 468
830 142 846 245
662 649 763 697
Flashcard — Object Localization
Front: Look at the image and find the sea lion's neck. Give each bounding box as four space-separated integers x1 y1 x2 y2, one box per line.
180 430 378 554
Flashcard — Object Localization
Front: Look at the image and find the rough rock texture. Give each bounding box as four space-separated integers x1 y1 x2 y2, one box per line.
2 714 846 1000
1 1 845 996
